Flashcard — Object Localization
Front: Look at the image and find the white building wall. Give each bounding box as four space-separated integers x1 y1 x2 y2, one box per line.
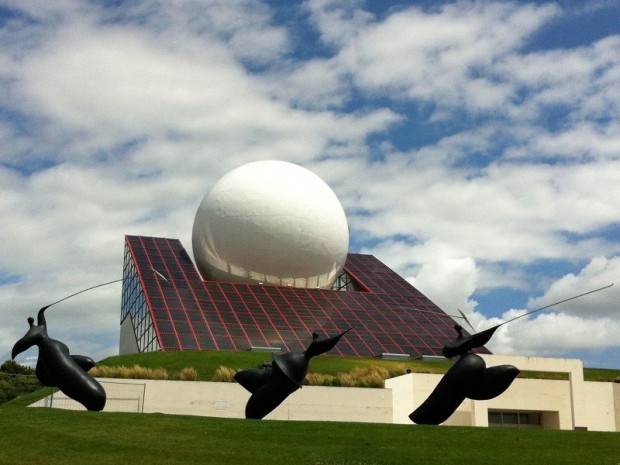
615 383 620 431
582 381 617 431
385 373 414 424
31 378 393 424
28 355 620 432
485 378 573 429
270 385 392 423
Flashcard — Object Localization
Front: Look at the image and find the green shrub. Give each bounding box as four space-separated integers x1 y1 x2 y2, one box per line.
0 360 43 405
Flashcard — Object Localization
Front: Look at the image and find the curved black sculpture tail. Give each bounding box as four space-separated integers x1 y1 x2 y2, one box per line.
409 353 485 425
466 364 520 400
409 354 520 424
410 324 519 425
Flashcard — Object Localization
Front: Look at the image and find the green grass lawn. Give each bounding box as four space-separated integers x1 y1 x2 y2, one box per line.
0 404 618 465
1 351 619 465
96 350 451 382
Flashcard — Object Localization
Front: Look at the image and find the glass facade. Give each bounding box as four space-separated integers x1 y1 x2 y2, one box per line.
121 242 160 352
331 270 365 291
120 235 489 358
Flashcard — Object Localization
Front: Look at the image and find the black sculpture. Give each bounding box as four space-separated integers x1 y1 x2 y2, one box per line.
409 324 519 425
12 306 106 411
408 284 616 425
235 328 351 419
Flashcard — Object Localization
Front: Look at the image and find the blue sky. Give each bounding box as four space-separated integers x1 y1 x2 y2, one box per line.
1 0 619 368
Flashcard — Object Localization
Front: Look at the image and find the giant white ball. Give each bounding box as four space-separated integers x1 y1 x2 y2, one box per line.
192 160 349 288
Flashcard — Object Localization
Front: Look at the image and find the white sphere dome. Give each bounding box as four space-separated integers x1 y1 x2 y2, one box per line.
192 160 349 288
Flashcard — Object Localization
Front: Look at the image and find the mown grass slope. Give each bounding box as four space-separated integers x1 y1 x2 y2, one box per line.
0 404 619 465
1 351 619 464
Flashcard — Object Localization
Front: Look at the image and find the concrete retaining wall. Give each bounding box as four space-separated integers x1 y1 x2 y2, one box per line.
29 354 620 431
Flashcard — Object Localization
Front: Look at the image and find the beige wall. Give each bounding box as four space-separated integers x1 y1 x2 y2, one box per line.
486 378 573 430
614 383 620 431
32 378 393 424
403 375 574 429
29 355 620 432
480 355 589 429
582 381 617 431
385 373 414 424
420 355 619 431
268 385 392 422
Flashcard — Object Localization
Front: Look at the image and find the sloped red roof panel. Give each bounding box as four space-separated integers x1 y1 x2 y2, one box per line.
124 235 488 357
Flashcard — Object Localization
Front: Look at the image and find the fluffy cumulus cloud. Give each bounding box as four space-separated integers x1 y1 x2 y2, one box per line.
1 0 619 367
454 255 619 359
529 256 620 317
408 256 480 314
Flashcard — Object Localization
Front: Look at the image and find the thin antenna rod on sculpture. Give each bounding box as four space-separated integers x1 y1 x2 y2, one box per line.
40 268 170 311
499 283 614 328
401 283 613 340
42 278 126 311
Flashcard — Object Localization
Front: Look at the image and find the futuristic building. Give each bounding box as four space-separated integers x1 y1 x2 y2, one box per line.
119 234 488 358
120 160 489 358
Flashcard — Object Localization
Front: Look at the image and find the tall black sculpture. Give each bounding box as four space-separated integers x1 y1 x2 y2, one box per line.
12 306 106 411
235 328 351 419
409 324 519 425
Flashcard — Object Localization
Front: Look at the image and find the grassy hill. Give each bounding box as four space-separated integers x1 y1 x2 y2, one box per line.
1 400 619 465
1 351 619 464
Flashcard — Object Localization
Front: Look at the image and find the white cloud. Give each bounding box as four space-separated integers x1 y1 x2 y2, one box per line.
489 312 620 358
446 257 620 358
346 150 620 266
371 246 620 361
528 256 620 317
505 123 620 162
0 1 619 368
407 255 480 314
16 26 258 135
262 58 351 110
332 2 560 111
498 36 620 124
0 0 400 363
304 0 375 48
